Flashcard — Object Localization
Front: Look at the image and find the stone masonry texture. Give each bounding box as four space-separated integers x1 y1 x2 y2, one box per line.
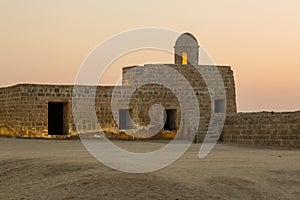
0 32 299 147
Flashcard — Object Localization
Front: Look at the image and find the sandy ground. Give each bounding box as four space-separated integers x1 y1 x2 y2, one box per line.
0 138 299 200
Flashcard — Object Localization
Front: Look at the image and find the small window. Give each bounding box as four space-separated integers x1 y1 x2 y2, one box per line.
164 109 177 131
119 109 133 129
214 99 225 113
182 52 188 65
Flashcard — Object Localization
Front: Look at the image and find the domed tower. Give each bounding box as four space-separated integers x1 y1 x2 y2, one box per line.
174 32 199 65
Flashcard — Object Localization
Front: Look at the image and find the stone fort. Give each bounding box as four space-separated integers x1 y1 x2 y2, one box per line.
0 33 299 147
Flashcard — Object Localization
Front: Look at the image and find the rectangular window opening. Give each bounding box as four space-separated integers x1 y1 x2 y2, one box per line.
119 109 133 130
214 99 225 113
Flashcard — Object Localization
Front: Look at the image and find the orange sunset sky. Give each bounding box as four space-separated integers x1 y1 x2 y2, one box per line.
0 0 299 112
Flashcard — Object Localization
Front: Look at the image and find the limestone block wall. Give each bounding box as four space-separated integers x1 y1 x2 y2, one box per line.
0 82 299 147
95 84 183 139
5 84 76 138
0 83 183 139
222 112 300 147
0 84 116 138
123 64 237 114
0 85 23 136
122 64 237 141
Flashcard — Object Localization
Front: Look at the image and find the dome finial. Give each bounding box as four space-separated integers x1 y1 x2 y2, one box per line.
174 33 199 65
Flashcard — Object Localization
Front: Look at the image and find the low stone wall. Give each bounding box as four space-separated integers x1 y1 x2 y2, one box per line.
0 85 23 136
222 112 300 147
1 83 299 147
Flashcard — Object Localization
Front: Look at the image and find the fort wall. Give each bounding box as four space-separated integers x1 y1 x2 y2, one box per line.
0 31 298 146
0 83 299 147
0 85 23 136
222 112 300 147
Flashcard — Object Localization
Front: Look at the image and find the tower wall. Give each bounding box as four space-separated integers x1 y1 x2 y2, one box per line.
174 46 199 65
174 32 200 65
122 64 237 141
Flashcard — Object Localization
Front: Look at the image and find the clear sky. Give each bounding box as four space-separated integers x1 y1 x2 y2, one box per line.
0 0 299 112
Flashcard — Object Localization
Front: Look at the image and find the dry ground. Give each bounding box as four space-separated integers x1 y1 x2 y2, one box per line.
0 138 299 200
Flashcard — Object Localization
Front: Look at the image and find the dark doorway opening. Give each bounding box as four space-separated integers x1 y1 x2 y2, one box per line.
48 102 67 135
164 109 177 131
119 109 133 130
